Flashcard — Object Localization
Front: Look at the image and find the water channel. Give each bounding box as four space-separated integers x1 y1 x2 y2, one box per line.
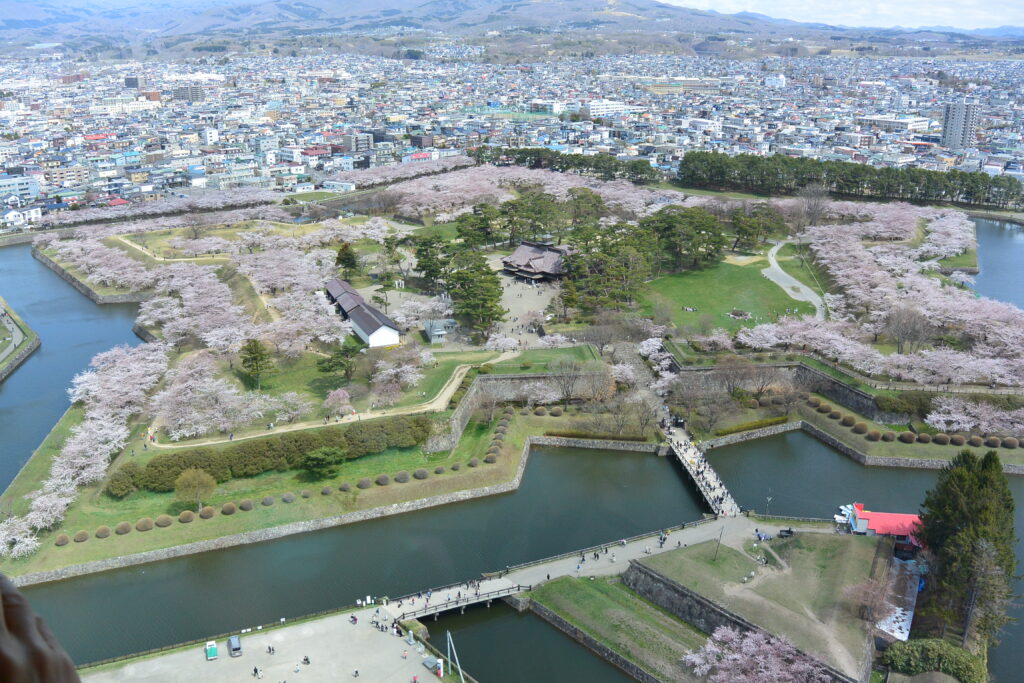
0 217 1022 680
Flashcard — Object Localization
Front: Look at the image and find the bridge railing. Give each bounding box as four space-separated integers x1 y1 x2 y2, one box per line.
394 585 529 622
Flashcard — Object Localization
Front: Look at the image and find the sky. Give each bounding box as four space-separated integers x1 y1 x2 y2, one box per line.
663 0 1024 30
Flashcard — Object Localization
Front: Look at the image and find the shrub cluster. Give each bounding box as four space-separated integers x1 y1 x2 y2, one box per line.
179 510 195 523
898 432 917 444
865 430 881 441
73 530 89 543
222 502 237 515
932 434 950 445
200 505 215 518
95 525 111 539
239 499 253 511
155 515 173 527
950 435 966 446
136 517 154 532
115 521 131 535
917 433 932 444
394 471 410 483
414 469 429 480
881 639 986 683
840 415 856 427
55 534 69 546
852 422 868 434
375 474 390 486
112 416 434 494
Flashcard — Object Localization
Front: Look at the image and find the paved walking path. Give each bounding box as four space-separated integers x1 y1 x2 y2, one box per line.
762 241 825 320
0 306 25 366
147 350 520 450
82 515 809 682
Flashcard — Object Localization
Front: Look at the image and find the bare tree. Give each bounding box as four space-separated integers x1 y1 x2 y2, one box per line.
797 183 829 227
715 355 753 396
549 358 585 405
883 305 933 354
747 363 779 401
845 575 895 622
475 388 504 423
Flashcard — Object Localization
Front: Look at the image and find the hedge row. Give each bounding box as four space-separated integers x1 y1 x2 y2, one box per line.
714 416 788 437
107 415 434 496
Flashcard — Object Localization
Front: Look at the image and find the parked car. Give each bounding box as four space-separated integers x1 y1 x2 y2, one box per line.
205 641 218 661
228 635 242 657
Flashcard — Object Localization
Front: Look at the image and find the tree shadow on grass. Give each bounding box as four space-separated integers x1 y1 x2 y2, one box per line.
307 375 349 400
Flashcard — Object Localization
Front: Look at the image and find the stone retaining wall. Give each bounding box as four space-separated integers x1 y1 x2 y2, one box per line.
0 336 40 384
425 372 600 452
622 562 856 683
528 599 664 683
131 323 159 344
701 419 1024 476
31 247 150 304
529 436 660 453
698 421 803 449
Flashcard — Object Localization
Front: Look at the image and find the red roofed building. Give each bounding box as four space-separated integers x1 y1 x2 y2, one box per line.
851 503 921 550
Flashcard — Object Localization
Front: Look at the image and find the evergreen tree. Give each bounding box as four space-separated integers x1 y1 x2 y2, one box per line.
445 251 505 331
335 242 359 278
316 341 362 381
239 338 273 390
413 236 445 290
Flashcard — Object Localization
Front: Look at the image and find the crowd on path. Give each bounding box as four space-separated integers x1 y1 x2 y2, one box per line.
658 406 741 517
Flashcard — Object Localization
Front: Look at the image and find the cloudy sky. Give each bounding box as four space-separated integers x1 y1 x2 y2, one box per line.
663 0 1024 30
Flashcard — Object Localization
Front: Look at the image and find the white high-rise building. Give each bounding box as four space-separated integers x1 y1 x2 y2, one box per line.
941 99 979 150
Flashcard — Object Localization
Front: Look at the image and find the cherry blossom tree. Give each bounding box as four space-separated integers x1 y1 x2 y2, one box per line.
485 334 520 352
538 333 570 348
517 381 561 409
683 626 831 683
323 388 353 416
611 363 638 387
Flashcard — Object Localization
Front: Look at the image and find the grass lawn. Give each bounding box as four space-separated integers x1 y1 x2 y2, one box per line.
490 345 600 374
412 222 459 241
396 350 496 408
640 262 815 333
938 248 978 270
288 191 342 202
642 534 879 676
653 182 768 201
0 407 84 517
0 412 596 577
530 577 704 681
774 243 832 296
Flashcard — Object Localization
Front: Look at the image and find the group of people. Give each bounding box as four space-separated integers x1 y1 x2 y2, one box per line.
660 408 739 517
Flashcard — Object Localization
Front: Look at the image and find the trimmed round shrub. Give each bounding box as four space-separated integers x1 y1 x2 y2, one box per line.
968 436 984 447
519 361 533 370
239 499 253 511
375 474 390 486
73 530 89 543
985 436 1002 448
394 471 410 483
357 478 372 489
222 502 237 515
55 534 69 547
468 457 479 468
487 445 500 454
339 483 351 492
492 433 505 442
950 435 966 446
852 422 868 434
179 510 195 523
520 408 529 415
1003 437 1019 449
866 430 882 441
115 521 132 535
799 392 809 400
478 364 494 374
321 486 333 495
484 454 497 464
155 514 173 527
136 517 154 532
95 525 111 539
494 425 507 435
199 506 215 518
898 432 917 444
917 433 932 444
828 411 841 420
262 496 275 506
840 415 856 427
451 463 461 471
550 407 563 417
807 397 820 407
882 432 896 442
534 406 546 416
434 466 445 475
817 404 832 414
414 469 429 480
499 419 510 428
746 399 759 409
933 434 950 445
282 493 295 503
301 490 311 498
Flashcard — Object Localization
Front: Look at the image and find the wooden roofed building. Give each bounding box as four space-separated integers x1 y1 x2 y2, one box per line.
324 278 401 348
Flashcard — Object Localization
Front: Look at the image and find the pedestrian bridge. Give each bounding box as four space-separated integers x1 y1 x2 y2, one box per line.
666 432 740 516
390 578 526 621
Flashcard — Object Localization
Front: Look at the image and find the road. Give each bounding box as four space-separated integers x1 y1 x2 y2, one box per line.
762 241 825 320
0 303 26 367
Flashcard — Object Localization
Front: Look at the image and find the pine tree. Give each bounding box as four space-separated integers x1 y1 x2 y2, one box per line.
335 242 359 278
239 338 273 390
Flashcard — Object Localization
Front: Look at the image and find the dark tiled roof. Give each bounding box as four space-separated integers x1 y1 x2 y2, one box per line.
501 241 573 277
348 303 399 335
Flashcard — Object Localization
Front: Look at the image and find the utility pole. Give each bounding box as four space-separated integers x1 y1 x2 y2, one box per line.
765 489 774 518
712 525 725 563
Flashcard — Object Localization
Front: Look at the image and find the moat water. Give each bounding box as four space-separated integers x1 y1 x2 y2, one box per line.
1 218 1023 680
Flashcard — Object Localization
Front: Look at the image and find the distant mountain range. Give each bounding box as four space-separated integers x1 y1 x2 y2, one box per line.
0 0 1019 43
